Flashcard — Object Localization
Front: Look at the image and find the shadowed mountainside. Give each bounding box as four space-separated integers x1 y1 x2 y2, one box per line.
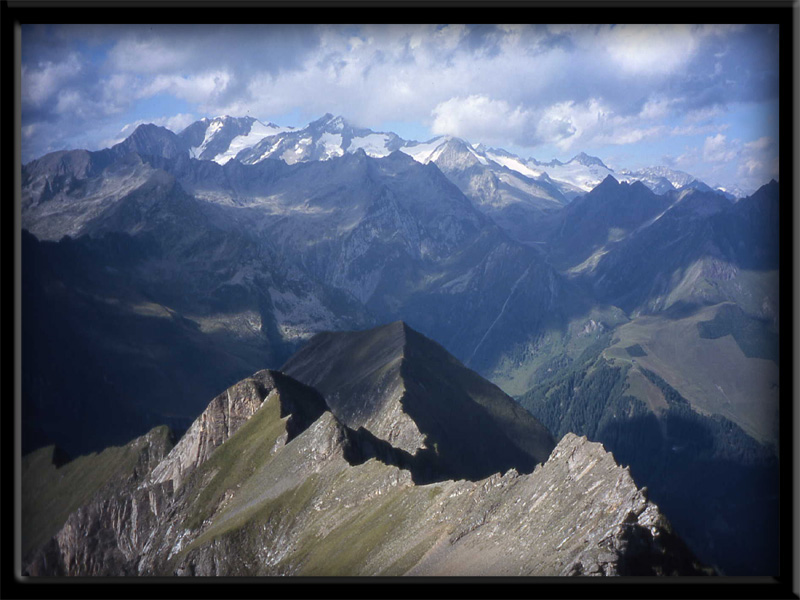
282 321 556 482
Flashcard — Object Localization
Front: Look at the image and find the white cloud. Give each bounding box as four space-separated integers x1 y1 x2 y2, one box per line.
703 134 738 162
639 96 677 120
52 87 126 122
161 113 198 133
595 24 744 76
537 100 603 149
22 123 38 140
671 122 729 136
596 25 699 75
698 24 747 37
107 37 191 73
428 94 672 152
54 89 83 115
21 53 82 106
534 98 667 151
595 125 666 146
684 105 726 123
182 24 571 132
139 71 232 104
432 24 468 51
738 137 778 183
745 136 773 151
431 95 534 146
677 133 778 193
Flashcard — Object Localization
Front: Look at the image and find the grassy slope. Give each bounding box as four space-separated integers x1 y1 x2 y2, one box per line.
168 402 444 576
601 302 778 445
180 390 290 531
173 461 444 576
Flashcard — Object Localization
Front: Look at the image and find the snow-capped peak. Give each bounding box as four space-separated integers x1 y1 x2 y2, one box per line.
398 135 486 166
181 115 294 164
327 115 345 131
309 113 346 132
568 152 610 170
173 113 735 197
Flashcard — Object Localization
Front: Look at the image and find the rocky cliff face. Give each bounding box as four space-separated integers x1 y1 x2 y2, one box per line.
23 325 709 577
24 426 175 575
424 137 567 245
149 370 327 489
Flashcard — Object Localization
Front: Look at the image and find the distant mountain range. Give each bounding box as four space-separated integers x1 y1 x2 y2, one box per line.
163 114 740 245
175 113 739 197
20 113 780 575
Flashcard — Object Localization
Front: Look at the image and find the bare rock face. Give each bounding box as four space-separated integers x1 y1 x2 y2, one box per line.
24 369 327 577
23 328 709 578
150 371 279 489
150 369 329 491
24 426 175 576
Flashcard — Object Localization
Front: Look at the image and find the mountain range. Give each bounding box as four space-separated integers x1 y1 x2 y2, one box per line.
175 113 737 197
20 113 780 576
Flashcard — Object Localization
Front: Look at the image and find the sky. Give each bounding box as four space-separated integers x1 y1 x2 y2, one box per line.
21 23 780 194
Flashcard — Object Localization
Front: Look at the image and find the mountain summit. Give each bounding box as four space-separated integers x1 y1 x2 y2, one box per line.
234 114 404 164
568 151 610 169
282 321 556 481
179 115 293 164
164 113 729 199
112 123 189 160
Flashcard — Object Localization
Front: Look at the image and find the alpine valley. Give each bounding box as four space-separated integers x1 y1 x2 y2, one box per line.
21 114 779 577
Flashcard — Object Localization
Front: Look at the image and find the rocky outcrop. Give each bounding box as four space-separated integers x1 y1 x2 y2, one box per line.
145 418 710 577
412 433 708 576
149 370 326 489
109 124 189 160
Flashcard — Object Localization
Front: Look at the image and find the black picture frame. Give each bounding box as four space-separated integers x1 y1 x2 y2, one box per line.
2 2 796 598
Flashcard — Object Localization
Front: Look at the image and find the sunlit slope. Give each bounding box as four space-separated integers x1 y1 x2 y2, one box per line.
602 303 778 445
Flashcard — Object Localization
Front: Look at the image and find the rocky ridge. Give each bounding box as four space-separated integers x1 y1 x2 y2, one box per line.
24 325 710 577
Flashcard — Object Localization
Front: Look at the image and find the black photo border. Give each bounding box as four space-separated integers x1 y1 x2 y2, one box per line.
1 2 797 599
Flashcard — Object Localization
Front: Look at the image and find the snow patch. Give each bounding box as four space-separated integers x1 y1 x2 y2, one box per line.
319 132 345 159
485 151 543 179
399 138 448 163
213 120 293 164
348 133 393 157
